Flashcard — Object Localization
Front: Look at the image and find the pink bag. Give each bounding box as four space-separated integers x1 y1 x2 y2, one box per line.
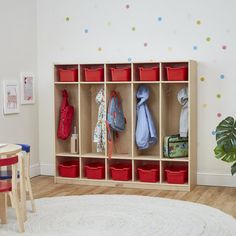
57 90 74 140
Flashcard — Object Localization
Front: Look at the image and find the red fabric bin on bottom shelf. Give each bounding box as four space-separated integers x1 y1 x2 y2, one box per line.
58 68 78 82
165 166 188 184
85 163 105 179
58 160 79 178
166 66 188 81
138 165 159 182
139 67 159 81
110 164 132 181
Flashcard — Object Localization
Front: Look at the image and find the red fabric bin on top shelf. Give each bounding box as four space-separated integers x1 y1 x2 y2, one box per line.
85 163 105 179
166 66 188 81
84 67 104 82
58 160 79 178
58 68 78 82
165 166 188 184
137 165 159 182
139 67 159 81
110 163 132 181
110 67 131 81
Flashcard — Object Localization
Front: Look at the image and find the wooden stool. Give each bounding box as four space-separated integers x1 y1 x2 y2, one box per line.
18 144 36 213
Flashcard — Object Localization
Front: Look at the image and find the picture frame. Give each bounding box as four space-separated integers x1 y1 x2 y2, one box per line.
3 80 20 114
20 72 35 104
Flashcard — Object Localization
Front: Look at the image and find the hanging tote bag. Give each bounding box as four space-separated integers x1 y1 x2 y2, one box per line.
136 85 157 149
57 89 74 140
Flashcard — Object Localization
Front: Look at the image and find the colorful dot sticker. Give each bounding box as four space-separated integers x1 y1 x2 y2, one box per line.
216 94 221 99
65 17 70 21
126 4 130 9
196 20 201 25
212 130 216 135
200 77 205 82
217 113 222 118
222 45 227 50
157 17 162 22
206 37 211 42
132 27 136 31
128 57 132 62
98 47 102 52
193 45 198 50
144 42 148 47
220 74 225 79
84 29 88 33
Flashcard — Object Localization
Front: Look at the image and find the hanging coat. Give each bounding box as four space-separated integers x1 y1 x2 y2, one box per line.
136 85 157 149
93 88 106 152
177 87 188 137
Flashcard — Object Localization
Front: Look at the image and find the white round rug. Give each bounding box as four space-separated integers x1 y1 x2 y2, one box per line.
1 195 236 236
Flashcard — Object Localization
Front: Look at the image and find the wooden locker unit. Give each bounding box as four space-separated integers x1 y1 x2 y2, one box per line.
54 60 197 191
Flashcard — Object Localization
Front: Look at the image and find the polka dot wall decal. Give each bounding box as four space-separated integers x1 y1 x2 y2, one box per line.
217 113 222 118
168 47 173 52
200 77 205 81
216 94 221 99
212 130 216 136
144 42 148 47
132 27 136 31
98 47 102 52
84 29 88 33
193 45 198 50
107 21 111 26
126 4 130 9
128 57 132 62
202 104 207 108
222 45 227 50
65 17 70 21
196 20 201 25
220 74 225 79
157 17 162 22
206 37 211 42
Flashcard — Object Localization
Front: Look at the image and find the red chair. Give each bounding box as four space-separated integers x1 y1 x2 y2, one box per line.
0 155 24 233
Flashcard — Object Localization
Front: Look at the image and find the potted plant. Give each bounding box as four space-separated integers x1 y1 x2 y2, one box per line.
214 116 236 175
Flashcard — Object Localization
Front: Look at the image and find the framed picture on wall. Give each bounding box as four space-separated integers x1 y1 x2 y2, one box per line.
20 72 35 104
3 80 20 114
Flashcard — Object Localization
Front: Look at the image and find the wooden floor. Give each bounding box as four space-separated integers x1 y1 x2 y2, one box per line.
31 176 236 218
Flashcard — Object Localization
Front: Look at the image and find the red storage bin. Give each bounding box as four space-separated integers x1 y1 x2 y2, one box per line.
85 163 105 179
166 66 188 81
139 67 159 81
84 67 104 82
110 67 131 81
165 166 188 184
138 165 159 182
110 164 132 181
58 160 79 178
58 68 78 82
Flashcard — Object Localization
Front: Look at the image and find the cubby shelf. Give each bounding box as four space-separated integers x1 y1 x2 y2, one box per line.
54 60 197 191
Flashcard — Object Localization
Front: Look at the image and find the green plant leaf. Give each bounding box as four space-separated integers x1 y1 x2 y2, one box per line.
231 162 236 176
216 116 236 147
214 145 236 163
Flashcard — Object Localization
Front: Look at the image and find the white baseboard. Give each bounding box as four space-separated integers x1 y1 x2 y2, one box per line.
40 163 55 176
197 172 236 187
37 164 236 187
30 163 41 177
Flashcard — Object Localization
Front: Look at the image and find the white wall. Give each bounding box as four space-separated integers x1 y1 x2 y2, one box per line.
0 0 39 176
37 0 236 186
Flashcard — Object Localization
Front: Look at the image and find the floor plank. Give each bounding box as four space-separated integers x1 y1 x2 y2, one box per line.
31 176 236 218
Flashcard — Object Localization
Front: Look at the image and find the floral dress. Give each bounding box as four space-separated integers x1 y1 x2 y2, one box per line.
93 88 106 152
